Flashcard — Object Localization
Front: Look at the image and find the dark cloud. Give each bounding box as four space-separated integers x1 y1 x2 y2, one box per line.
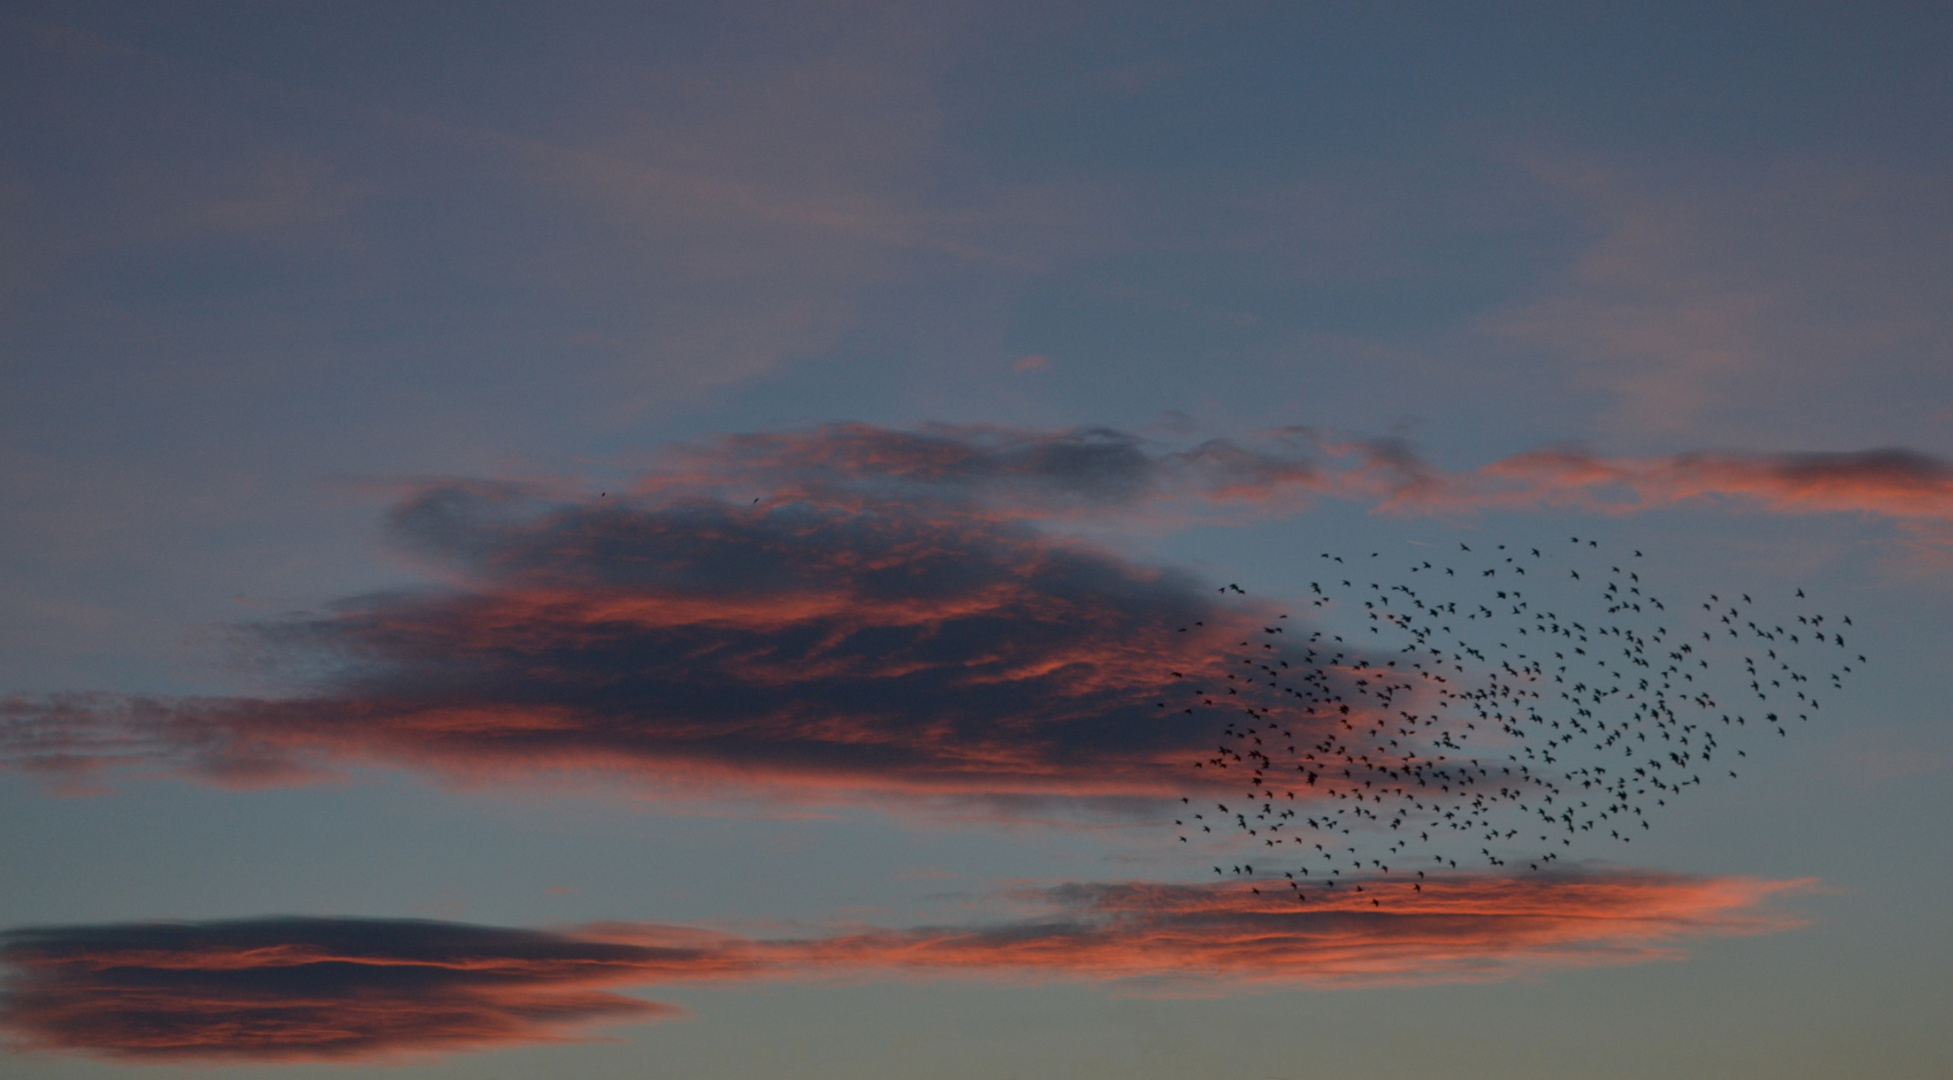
0 917 746 1062
1 448 1285 805
646 422 1328 516
7 422 1929 806
1 872 1804 1061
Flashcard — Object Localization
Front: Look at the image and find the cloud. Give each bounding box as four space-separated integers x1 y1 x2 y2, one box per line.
0 422 1933 808
638 422 1326 516
1480 157 1953 442
0 871 1805 1062
1379 445 1953 522
1 434 1305 804
0 917 746 1062
774 871 1805 988
688 422 1953 527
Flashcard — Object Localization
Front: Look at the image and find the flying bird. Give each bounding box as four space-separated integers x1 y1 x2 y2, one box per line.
1162 538 1859 909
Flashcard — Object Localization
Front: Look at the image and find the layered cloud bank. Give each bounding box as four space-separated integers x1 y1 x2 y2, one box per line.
1392 445 1953 520
643 423 1953 523
1 423 1936 804
0 424 1872 1064
767 871 1803 986
0 477 1259 804
0 918 732 1062
0 871 1805 1062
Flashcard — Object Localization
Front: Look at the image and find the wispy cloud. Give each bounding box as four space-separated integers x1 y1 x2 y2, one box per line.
1382 445 1953 521
768 871 1805 987
1481 156 1953 442
683 424 1953 526
637 423 1327 516
636 422 1953 533
0 871 1805 1062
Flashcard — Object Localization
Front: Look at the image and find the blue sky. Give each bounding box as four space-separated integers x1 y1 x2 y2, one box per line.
2 3 1950 1076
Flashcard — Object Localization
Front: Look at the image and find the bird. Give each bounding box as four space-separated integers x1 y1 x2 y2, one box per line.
1163 539 1859 909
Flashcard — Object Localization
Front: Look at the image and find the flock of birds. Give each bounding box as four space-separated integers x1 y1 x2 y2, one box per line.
1163 536 1864 906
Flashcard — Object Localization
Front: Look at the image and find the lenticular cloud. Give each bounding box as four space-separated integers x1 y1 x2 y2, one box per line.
0 871 1804 1062
0 918 721 1062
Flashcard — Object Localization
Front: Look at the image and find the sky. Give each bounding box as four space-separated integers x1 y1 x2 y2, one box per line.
2 2 1950 1076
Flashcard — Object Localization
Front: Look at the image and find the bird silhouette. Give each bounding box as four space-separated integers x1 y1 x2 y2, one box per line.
1165 535 1862 908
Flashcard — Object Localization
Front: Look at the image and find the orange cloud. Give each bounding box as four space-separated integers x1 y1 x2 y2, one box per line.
4 422 1896 816
1383 446 1953 521
0 478 1289 807
780 872 1804 987
1 871 1807 1062
674 424 1953 528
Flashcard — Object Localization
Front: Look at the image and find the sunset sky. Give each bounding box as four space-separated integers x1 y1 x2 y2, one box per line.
3 3 1951 1077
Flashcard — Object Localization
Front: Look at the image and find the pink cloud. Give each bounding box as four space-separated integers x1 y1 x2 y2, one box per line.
1385 447 1953 521
769 871 1805 987
1 870 1806 1063
1 423 1894 818
0 474 1289 806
